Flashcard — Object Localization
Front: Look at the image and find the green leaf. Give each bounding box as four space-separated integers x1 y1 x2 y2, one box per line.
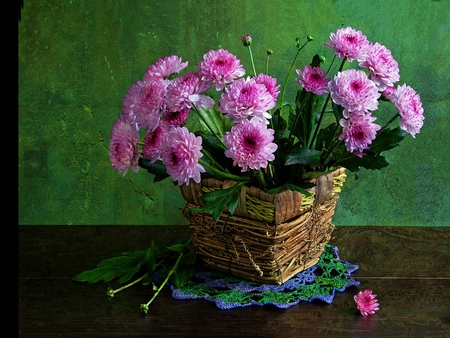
267 183 312 196
370 126 407 153
315 122 340 151
331 101 344 123
169 252 196 288
197 106 232 136
165 243 188 253
196 130 227 151
335 127 407 172
271 110 287 131
291 89 317 146
73 250 148 284
73 266 119 283
193 182 245 221
310 54 322 67
144 244 158 272
118 262 143 284
141 273 154 286
339 152 390 172
285 147 322 167
138 159 169 183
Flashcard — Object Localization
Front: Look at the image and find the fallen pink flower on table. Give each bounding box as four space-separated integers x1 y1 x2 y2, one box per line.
354 290 380 316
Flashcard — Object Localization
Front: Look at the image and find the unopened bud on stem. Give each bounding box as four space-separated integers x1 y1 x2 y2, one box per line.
241 34 252 47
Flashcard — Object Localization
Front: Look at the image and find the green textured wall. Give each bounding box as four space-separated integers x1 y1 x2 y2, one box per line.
19 0 449 225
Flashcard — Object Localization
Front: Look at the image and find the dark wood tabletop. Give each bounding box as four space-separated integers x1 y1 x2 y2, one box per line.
19 225 450 337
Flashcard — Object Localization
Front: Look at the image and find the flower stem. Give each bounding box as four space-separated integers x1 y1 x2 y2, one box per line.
288 91 311 142
322 139 344 167
279 37 312 110
106 273 148 298
251 169 268 190
307 58 346 150
199 159 250 182
308 93 331 149
380 113 400 132
248 45 257 76
325 54 337 75
201 148 226 172
338 58 347 72
140 251 185 314
191 106 226 147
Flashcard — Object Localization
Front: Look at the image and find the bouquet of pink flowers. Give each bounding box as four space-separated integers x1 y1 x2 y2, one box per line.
109 26 424 219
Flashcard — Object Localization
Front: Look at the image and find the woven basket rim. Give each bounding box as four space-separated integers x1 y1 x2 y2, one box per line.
180 167 346 225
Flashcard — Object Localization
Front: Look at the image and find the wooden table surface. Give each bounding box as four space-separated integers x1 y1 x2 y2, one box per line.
19 225 450 337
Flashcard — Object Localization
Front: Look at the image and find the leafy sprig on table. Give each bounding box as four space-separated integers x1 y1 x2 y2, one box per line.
73 238 195 314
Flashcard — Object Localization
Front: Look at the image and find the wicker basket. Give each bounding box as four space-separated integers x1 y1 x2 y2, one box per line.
180 167 346 284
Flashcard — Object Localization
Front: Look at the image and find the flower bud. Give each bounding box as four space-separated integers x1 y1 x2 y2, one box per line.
241 34 252 47
267 49 273 55
307 35 314 41
140 304 149 314
106 287 115 298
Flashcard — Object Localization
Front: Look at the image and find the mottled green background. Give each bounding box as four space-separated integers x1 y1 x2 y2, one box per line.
19 0 449 225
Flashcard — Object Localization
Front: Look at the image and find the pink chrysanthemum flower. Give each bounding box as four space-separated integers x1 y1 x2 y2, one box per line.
160 108 191 128
218 77 275 123
121 81 143 128
381 85 397 102
359 42 400 91
394 84 424 138
160 127 205 185
197 49 246 91
223 118 278 172
109 117 141 175
142 125 165 163
122 80 166 132
143 55 188 85
354 290 380 316
253 73 281 102
329 69 380 117
166 72 214 112
324 26 371 62
295 65 330 95
339 114 381 157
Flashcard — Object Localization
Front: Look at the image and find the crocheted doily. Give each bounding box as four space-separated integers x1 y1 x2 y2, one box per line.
171 245 359 309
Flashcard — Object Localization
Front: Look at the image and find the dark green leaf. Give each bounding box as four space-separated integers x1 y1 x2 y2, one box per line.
271 111 287 131
335 127 407 172
267 183 312 196
138 159 169 182
331 101 344 123
193 182 245 220
73 250 148 284
141 273 154 286
145 245 158 272
73 266 119 283
315 122 339 152
292 89 318 146
118 262 142 284
285 147 322 167
370 127 407 153
310 54 322 67
165 243 188 253
196 130 227 151
169 252 196 288
338 152 390 172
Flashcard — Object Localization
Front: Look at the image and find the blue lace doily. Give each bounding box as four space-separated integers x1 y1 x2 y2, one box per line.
171 245 359 309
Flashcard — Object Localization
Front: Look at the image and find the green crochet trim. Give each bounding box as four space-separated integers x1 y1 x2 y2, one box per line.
171 245 359 309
